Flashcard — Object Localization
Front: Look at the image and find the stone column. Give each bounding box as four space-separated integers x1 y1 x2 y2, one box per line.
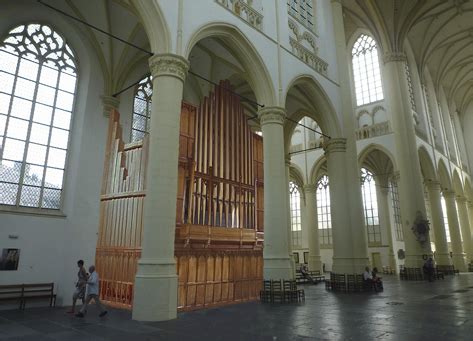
330 0 369 273
285 155 295 274
376 183 397 272
132 54 189 321
382 52 432 266
443 190 467 271
468 201 473 242
259 107 293 279
304 184 322 272
324 139 369 273
456 196 473 262
101 95 120 117
425 180 451 265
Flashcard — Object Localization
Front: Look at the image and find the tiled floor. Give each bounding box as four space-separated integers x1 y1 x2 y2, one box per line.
2 274 473 340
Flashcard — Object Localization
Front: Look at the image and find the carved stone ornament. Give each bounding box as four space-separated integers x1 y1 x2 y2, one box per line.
383 52 407 64
258 107 286 126
397 249 405 260
323 138 346 155
149 53 190 82
101 95 120 117
411 210 430 245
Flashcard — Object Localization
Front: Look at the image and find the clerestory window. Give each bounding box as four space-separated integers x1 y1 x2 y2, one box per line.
352 34 383 106
131 75 152 142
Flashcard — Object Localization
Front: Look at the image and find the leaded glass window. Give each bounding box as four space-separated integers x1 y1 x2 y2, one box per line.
0 24 77 209
287 0 315 30
361 168 381 244
440 195 451 243
352 34 383 106
131 75 152 142
390 180 403 241
316 175 332 246
289 181 302 247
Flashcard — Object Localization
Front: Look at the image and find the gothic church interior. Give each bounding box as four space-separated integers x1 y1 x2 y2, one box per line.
1 0 473 338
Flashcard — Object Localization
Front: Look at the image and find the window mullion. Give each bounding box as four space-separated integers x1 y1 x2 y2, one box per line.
38 67 60 208
15 59 42 207
0 53 21 162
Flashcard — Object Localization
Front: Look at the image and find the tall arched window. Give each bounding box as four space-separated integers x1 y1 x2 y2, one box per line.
131 75 152 142
289 181 302 246
361 168 381 244
0 24 77 209
389 180 403 241
440 195 451 243
316 175 332 246
352 34 383 106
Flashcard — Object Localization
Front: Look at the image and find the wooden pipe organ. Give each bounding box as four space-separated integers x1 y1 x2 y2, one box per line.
96 80 264 311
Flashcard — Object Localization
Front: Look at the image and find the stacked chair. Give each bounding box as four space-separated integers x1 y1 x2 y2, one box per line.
259 279 305 303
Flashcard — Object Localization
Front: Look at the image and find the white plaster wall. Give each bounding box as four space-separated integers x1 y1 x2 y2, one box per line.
0 1 107 307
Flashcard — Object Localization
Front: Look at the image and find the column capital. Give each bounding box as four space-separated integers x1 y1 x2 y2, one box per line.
149 53 189 82
390 171 401 182
424 179 441 191
442 189 456 199
383 52 407 64
101 95 120 117
456 195 467 203
285 154 291 167
304 184 317 193
323 138 346 155
468 201 473 208
258 107 286 126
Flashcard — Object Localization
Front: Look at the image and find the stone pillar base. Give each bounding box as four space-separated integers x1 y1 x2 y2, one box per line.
451 253 467 272
388 253 397 274
264 257 294 280
332 257 369 274
404 253 431 268
132 260 177 322
308 255 323 273
434 253 452 266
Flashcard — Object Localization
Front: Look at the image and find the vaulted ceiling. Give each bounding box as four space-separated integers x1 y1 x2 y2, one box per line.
41 0 150 94
342 0 473 115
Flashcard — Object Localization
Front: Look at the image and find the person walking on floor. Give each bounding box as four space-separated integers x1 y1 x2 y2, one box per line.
67 260 88 314
75 265 108 318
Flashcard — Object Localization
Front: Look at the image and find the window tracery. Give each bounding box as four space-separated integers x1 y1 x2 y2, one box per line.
316 175 332 246
361 168 381 244
289 181 302 246
352 34 383 106
0 24 77 209
131 75 153 142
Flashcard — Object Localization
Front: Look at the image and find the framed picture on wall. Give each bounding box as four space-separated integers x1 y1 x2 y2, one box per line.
0 249 20 271
293 252 300 264
303 252 309 264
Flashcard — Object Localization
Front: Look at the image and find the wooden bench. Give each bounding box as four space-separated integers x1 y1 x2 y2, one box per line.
295 270 325 284
0 283 56 310
436 265 459 275
22 283 56 309
0 284 24 309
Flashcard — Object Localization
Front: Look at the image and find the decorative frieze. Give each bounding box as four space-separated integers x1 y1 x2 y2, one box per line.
258 107 286 126
289 37 328 76
215 0 263 30
383 52 407 64
149 53 189 82
355 121 392 140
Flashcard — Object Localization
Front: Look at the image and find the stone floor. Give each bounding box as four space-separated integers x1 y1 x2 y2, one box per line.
2 274 473 340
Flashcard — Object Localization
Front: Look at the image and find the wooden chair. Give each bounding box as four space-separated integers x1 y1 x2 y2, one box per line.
346 274 356 292
283 280 294 302
271 280 283 303
290 280 305 301
259 280 272 302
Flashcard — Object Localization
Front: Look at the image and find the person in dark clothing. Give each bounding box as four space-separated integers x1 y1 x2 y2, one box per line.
423 257 435 282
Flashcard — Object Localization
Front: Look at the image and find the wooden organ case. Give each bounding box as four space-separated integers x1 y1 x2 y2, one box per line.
96 80 264 311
